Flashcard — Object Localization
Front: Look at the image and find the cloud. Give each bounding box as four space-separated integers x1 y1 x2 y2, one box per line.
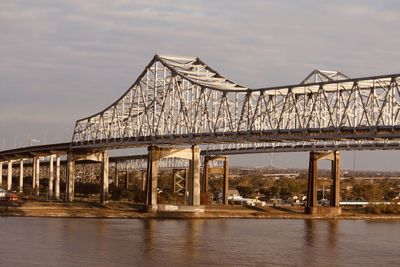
1 0 400 168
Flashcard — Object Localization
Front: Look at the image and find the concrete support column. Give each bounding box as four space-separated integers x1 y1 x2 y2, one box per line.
32 157 36 190
48 155 54 198
0 162 3 188
7 161 12 191
35 157 40 196
188 145 200 206
202 157 210 194
145 146 159 207
306 152 318 208
125 171 129 190
306 151 341 216
19 160 24 193
55 156 60 200
330 151 340 208
114 162 119 187
223 157 229 205
100 151 109 204
65 155 75 202
141 171 147 191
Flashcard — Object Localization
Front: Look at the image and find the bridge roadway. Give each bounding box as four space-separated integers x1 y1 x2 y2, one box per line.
1 136 400 161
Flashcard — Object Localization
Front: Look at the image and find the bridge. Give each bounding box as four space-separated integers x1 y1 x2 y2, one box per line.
1 54 400 215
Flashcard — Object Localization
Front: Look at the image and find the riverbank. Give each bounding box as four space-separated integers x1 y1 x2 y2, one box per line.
1 201 400 219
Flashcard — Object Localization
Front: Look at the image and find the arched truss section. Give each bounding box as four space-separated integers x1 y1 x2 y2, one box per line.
72 54 400 147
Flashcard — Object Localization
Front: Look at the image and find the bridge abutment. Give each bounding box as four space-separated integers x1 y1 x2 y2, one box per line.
305 151 341 216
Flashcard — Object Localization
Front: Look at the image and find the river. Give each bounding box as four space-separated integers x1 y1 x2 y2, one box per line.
0 218 398 266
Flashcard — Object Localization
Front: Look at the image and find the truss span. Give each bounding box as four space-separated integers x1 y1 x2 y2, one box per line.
72 54 400 148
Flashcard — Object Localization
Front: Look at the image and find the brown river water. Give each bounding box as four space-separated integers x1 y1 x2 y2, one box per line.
0 218 399 266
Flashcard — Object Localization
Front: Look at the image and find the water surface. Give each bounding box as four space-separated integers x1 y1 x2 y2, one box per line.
0 218 398 266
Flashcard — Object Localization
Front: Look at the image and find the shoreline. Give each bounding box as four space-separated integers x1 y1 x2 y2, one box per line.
1 201 399 220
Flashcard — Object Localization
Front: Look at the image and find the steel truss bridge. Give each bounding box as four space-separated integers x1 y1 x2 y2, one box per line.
1 54 400 213
71 55 400 150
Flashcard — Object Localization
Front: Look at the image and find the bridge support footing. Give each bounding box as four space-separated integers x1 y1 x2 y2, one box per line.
305 207 342 216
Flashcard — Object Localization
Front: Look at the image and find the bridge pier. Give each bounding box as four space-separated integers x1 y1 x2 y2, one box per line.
141 170 146 191
202 156 229 205
145 146 159 210
7 160 12 191
66 155 75 202
305 151 341 216
100 151 109 204
32 156 40 196
65 151 109 203
55 156 61 200
48 155 54 198
145 145 202 211
0 162 2 187
19 160 23 193
32 157 36 192
188 145 201 206
114 162 119 187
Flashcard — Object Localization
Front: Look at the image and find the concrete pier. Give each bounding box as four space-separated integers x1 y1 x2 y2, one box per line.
188 145 200 206
305 151 341 216
32 157 36 191
66 155 75 202
145 146 159 209
55 156 60 200
7 161 12 191
65 151 109 203
0 162 3 187
223 157 229 205
114 162 119 187
202 157 210 195
202 156 229 205
19 160 23 193
145 145 202 211
34 157 40 196
48 155 54 198
141 170 147 191
100 151 109 204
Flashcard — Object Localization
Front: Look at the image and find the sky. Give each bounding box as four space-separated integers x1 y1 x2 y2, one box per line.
1 0 400 170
